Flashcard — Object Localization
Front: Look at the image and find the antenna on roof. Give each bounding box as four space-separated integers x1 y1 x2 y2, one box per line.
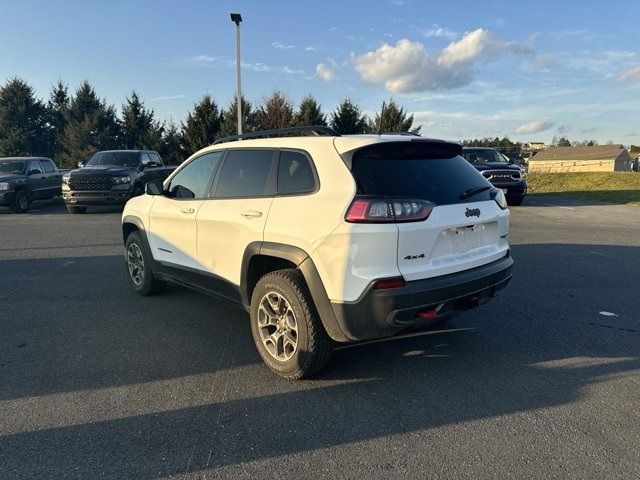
377 101 386 136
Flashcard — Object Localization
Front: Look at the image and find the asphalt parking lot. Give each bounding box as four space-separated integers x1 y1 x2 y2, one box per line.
1 196 639 479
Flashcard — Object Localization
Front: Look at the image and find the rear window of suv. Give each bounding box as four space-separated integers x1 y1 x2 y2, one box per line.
351 142 493 205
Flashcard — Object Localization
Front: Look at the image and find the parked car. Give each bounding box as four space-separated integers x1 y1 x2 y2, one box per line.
121 127 514 379
0 157 62 213
501 151 527 167
62 150 175 214
462 147 528 206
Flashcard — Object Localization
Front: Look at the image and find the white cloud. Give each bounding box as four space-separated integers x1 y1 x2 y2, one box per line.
516 120 555 134
437 28 530 68
241 61 271 72
148 94 187 101
271 41 294 50
556 124 571 134
422 24 457 40
305 46 316 52
582 126 597 134
316 60 338 82
352 29 531 93
617 66 640 83
282 66 304 75
186 55 216 66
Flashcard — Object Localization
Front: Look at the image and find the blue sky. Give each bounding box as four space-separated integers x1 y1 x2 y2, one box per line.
1 0 639 144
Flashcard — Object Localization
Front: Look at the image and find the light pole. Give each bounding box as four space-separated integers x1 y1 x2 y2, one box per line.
230 13 243 136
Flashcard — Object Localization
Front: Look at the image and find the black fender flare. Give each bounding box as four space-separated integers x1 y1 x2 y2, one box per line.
241 241 350 342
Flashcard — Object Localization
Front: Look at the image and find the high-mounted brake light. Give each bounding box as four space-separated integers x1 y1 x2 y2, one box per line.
345 197 434 223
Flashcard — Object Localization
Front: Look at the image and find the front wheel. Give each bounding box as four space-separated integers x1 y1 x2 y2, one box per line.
250 269 333 379
11 190 29 213
125 231 166 296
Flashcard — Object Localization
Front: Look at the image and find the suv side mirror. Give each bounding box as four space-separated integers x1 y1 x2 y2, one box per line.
145 179 165 195
29 168 42 175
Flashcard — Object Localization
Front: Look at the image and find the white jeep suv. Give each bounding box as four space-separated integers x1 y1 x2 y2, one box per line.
121 127 513 379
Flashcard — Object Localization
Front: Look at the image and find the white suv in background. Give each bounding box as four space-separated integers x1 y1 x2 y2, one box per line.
121 127 513 379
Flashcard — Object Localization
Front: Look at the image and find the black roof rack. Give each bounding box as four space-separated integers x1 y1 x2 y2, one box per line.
213 126 340 145
381 131 422 137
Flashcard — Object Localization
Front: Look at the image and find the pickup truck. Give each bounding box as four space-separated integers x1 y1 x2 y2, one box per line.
0 157 62 213
62 150 175 213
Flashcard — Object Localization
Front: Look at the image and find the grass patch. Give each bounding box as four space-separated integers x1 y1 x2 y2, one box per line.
527 172 640 205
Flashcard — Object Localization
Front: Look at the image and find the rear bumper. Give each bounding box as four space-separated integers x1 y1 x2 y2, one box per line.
63 189 132 206
0 190 16 206
330 253 513 341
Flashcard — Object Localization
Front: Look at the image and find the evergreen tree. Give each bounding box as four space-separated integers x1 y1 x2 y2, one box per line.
256 91 294 131
294 95 327 127
369 99 420 134
0 77 50 156
47 79 70 161
60 80 120 167
120 91 164 150
181 94 222 154
557 136 571 147
158 121 184 165
330 99 369 134
219 94 257 137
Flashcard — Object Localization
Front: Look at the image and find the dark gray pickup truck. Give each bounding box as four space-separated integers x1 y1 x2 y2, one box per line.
62 150 176 214
0 157 62 213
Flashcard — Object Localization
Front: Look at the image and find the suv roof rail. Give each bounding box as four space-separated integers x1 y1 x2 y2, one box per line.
382 131 422 137
213 125 340 145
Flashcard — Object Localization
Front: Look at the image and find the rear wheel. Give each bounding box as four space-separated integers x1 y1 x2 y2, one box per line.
507 195 524 206
125 231 166 296
250 269 333 379
67 206 87 214
11 190 29 213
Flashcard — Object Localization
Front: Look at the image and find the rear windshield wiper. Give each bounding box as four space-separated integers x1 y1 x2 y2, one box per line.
459 185 492 200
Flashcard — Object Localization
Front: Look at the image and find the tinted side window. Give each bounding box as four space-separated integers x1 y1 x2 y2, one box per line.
141 153 152 165
215 150 274 198
149 153 161 164
41 159 55 173
168 152 223 199
277 151 316 195
29 160 43 173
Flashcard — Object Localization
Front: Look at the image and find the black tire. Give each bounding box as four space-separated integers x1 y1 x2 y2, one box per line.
125 231 166 296
67 206 87 214
11 190 29 213
507 195 525 206
250 269 333 379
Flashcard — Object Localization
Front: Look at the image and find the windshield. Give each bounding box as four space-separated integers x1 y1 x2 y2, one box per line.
351 142 493 205
462 149 508 164
0 160 27 174
86 151 140 167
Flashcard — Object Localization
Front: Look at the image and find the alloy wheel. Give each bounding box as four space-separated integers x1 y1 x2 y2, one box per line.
127 243 145 286
257 292 299 361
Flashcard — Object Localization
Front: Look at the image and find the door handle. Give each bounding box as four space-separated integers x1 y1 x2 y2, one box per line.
240 210 263 219
181 208 195 214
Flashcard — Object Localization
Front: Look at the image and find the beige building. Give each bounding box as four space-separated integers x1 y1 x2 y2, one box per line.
528 145 634 173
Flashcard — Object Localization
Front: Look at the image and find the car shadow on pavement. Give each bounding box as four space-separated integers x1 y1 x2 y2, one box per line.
525 193 639 207
0 243 638 479
0 198 123 215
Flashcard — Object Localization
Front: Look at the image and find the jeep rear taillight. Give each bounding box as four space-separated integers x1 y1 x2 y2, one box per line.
345 197 434 223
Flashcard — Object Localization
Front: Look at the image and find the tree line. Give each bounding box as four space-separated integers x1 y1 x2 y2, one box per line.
0 77 420 168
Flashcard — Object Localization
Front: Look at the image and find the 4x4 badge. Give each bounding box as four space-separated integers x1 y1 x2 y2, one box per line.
465 208 481 217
